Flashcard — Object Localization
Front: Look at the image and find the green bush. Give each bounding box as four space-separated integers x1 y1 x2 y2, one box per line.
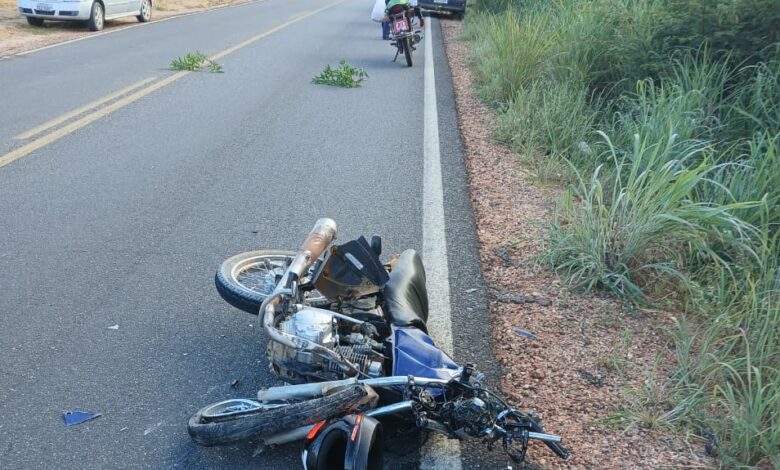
470 0 516 13
655 0 780 66
557 0 666 93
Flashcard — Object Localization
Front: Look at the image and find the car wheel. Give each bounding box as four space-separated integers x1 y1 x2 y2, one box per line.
88 1 104 31
137 0 151 22
26 17 44 26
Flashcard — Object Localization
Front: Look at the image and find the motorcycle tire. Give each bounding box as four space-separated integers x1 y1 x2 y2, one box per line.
403 37 413 67
188 384 369 446
215 250 296 314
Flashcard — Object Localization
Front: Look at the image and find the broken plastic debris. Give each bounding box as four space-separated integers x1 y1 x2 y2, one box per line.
464 288 478 294
107 325 119 330
143 421 163 435
63 411 101 426
252 444 266 457
512 328 538 340
230 379 239 388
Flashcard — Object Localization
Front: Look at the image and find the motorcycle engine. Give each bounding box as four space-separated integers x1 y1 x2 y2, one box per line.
267 306 385 384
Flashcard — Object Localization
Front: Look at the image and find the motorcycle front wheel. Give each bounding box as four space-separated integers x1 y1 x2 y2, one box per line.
215 250 297 314
403 37 413 67
188 385 369 446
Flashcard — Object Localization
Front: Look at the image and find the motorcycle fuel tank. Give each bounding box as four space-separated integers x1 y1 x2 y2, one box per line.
312 236 389 301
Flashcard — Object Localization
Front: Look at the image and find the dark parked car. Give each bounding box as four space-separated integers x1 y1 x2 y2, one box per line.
416 0 466 18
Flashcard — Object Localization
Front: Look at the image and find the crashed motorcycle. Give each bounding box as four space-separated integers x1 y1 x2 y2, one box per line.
188 218 568 468
385 0 422 67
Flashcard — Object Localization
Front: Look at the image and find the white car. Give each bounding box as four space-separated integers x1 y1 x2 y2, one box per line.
18 0 152 31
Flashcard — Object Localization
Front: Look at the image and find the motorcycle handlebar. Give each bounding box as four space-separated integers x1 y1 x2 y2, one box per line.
544 440 570 459
528 419 569 459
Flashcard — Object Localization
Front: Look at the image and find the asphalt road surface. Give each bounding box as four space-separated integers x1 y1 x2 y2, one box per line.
0 1 507 468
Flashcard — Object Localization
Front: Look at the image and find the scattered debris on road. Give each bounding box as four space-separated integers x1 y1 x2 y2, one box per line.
143 421 164 436
576 368 605 387
170 51 223 73
512 328 537 340
63 410 101 426
312 60 368 88
495 293 552 306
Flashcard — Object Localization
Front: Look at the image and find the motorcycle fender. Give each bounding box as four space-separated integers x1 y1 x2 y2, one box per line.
345 415 383 470
302 415 383 470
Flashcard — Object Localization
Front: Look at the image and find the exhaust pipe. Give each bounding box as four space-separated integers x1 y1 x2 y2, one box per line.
257 378 359 402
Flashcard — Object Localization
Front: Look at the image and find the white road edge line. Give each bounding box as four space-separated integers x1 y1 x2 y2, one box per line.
419 18 463 470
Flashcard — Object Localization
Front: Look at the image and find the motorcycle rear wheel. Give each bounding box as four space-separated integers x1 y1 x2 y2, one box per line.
215 250 297 314
188 384 369 446
403 37 413 67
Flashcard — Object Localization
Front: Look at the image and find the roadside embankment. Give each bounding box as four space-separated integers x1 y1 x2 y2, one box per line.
443 0 779 466
441 18 712 468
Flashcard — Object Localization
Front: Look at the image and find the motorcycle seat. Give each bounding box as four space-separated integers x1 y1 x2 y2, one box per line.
383 249 429 333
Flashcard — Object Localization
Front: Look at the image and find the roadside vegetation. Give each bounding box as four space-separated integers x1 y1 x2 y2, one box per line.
463 0 780 467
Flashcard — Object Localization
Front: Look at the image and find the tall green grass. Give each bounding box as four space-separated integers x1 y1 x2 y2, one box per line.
495 79 599 169
470 9 555 104
731 58 780 136
675 247 780 468
544 131 756 302
609 53 735 151
463 0 780 465
703 133 780 236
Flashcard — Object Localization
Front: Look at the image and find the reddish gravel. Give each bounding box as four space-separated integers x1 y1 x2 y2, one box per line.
441 19 713 470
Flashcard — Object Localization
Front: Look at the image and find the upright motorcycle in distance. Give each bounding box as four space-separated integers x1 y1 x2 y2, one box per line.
385 0 419 67
188 218 569 469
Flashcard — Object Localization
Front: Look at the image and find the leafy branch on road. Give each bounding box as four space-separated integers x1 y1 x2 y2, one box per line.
313 60 368 88
170 51 224 73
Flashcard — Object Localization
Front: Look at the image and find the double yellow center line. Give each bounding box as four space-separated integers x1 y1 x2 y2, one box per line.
0 1 343 169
